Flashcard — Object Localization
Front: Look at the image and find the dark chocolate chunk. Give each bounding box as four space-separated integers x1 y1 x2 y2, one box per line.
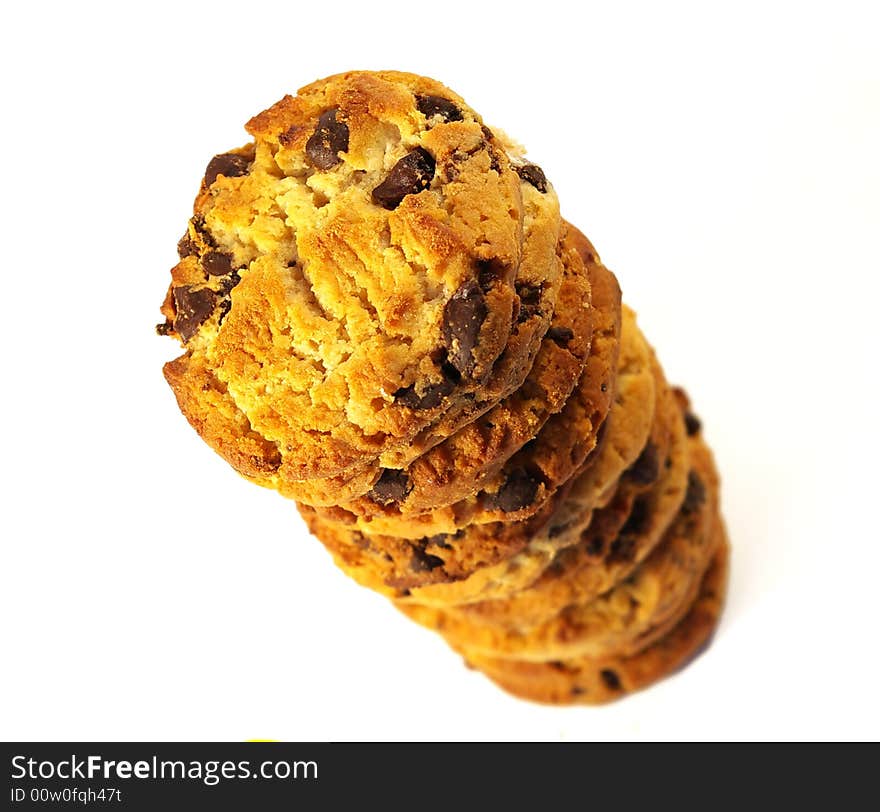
626 442 660 485
684 411 702 436
442 280 488 376
394 374 455 410
177 233 198 259
682 471 706 515
416 95 463 123
217 299 232 325
218 270 241 295
410 542 445 573
204 153 251 187
600 669 622 691
371 147 436 209
516 283 543 323
514 162 548 192
306 109 349 169
155 321 173 336
172 286 217 342
476 258 506 292
486 469 541 513
478 127 502 172
546 326 574 345
586 535 605 556
424 533 453 550
201 250 235 277
620 497 650 538
370 469 411 505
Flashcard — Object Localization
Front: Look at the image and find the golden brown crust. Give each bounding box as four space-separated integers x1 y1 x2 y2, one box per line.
308 234 610 532
162 354 282 480
305 313 660 604
280 223 567 506
461 528 729 704
451 383 689 632
396 400 718 660
295 226 594 512
159 70 562 483
158 69 730 704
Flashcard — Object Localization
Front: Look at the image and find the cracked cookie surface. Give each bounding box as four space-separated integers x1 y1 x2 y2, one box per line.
159 70 561 483
306 227 601 529
305 308 658 605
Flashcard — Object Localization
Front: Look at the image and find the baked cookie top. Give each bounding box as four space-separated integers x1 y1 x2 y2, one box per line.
158 71 561 481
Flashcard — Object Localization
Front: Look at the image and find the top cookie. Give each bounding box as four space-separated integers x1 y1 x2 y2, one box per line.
158 71 561 481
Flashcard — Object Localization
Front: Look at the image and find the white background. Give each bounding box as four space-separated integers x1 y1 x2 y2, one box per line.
2 0 878 741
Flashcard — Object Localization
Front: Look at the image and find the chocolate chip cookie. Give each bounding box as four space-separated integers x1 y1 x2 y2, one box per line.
305 311 660 605
401 426 719 661
460 527 729 704
157 69 729 705
159 71 562 486
449 384 690 632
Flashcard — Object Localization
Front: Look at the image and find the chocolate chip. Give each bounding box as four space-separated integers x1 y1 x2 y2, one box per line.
516 283 543 323
218 270 241 295
476 258 506 292
172 286 217 342
602 501 645 563
155 321 173 336
278 124 303 147
600 669 622 691
370 469 411 505
306 109 350 169
217 299 232 324
395 375 455 410
442 281 487 376
352 532 371 550
684 411 702 436
177 233 197 259
201 250 235 277
372 147 436 209
191 215 216 248
416 95 463 123
424 533 453 550
586 535 605 556
477 127 502 172
546 326 574 345
682 471 706 515
486 469 541 513
204 153 251 187
607 534 636 563
443 161 460 182
620 497 650 538
410 542 445 573
514 162 548 193
626 442 660 485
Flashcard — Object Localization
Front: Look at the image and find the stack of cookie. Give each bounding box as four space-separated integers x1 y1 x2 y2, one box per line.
158 70 729 704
